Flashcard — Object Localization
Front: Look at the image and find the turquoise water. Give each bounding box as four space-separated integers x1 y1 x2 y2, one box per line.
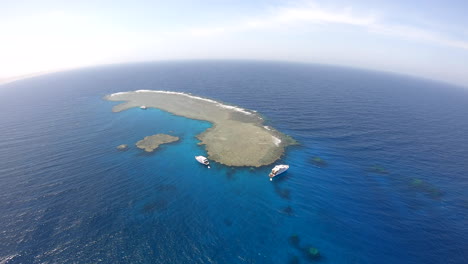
0 61 467 263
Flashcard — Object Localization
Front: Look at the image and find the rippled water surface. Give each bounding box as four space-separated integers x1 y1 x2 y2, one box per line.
1 61 467 263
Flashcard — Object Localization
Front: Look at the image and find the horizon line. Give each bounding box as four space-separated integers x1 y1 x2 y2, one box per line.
1 59 466 89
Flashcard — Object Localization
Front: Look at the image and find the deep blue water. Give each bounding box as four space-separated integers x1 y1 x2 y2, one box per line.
1 61 467 264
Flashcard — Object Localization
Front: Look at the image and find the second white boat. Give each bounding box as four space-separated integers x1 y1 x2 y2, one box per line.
269 164 289 181
195 156 210 168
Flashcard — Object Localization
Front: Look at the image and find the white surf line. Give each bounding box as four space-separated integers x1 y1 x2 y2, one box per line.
107 91 128 96
109 90 255 116
272 136 282 146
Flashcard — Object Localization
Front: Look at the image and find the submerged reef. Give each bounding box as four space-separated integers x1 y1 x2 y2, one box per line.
106 90 297 167
282 205 294 216
289 234 301 248
116 144 128 151
304 247 321 260
223 218 233 227
135 134 179 152
226 168 236 180
142 200 169 213
310 156 328 167
410 178 443 200
288 234 322 262
274 186 291 200
367 165 389 175
288 255 300 264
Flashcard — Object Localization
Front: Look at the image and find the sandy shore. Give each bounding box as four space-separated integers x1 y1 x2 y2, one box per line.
106 90 296 167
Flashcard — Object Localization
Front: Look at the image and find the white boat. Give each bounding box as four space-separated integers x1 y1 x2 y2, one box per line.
269 164 289 181
195 156 210 168
140 106 147 110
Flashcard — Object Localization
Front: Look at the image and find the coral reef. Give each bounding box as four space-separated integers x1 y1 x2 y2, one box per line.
289 234 300 248
136 134 179 152
282 206 294 216
410 178 443 199
116 144 128 151
304 246 321 260
288 234 322 262
367 165 389 174
288 255 300 264
310 156 327 167
107 90 297 166
142 200 168 213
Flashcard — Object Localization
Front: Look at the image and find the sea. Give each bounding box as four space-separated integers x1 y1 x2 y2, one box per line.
0 61 467 264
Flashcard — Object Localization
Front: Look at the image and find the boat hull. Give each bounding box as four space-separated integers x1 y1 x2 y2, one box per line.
195 156 210 168
269 165 289 181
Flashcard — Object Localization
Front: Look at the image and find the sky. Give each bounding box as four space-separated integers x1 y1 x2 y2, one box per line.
1 0 468 86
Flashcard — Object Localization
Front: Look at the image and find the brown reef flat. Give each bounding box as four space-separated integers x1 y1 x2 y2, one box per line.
136 134 179 152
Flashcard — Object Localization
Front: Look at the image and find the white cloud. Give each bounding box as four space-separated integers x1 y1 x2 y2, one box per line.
369 23 468 50
274 5 376 26
186 2 468 51
188 3 376 37
0 11 139 78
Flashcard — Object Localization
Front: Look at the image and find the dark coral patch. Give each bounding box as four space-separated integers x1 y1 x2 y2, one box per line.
367 165 389 175
310 156 327 167
274 187 291 200
410 178 443 200
288 255 300 264
223 218 233 226
282 205 294 216
226 168 236 180
289 234 300 248
303 246 321 261
142 200 168 213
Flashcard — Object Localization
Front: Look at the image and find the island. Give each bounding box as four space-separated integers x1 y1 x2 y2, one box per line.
106 90 297 166
136 134 179 152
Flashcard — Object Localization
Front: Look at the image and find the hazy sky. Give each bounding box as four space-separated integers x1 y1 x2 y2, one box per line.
1 0 468 86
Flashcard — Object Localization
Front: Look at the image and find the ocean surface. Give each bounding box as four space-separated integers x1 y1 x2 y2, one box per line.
0 61 467 264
